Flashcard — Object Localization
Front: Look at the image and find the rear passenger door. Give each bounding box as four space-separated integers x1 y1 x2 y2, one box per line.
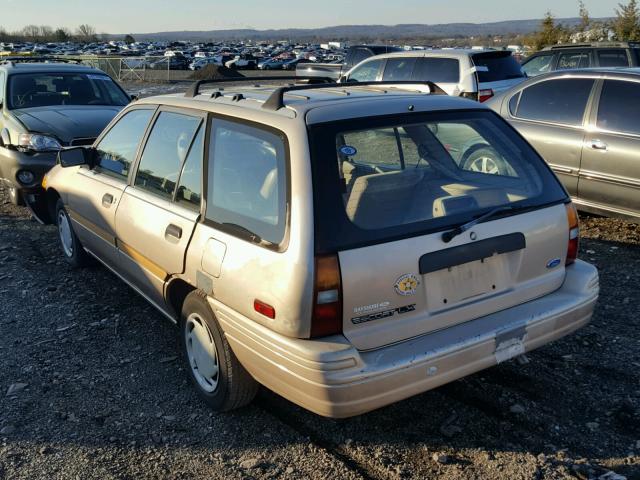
114 108 205 307
507 77 596 196
556 50 592 71
578 79 640 217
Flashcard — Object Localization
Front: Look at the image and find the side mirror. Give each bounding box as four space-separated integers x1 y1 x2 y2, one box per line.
57 147 94 168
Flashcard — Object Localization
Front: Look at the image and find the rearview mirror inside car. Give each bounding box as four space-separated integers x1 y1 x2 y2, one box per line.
57 147 94 168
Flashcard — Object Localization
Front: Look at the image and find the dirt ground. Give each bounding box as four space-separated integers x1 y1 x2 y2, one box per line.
0 186 638 480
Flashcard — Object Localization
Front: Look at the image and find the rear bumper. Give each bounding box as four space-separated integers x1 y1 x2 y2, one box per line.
212 260 599 418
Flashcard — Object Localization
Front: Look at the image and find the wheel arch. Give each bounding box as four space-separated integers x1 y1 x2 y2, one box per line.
166 277 197 320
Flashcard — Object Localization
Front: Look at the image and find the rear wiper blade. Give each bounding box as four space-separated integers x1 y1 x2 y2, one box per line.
441 206 514 243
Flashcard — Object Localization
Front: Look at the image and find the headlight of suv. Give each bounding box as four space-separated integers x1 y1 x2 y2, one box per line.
17 134 62 152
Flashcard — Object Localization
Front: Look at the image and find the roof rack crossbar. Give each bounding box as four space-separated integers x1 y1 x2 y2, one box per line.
184 76 334 98
262 80 447 111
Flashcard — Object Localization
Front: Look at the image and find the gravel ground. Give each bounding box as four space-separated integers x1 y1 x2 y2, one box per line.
0 189 639 480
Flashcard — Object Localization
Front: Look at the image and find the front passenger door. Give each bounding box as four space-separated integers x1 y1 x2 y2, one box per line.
115 109 205 307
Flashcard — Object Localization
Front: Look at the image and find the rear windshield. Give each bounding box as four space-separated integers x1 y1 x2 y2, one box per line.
8 72 130 109
472 52 525 83
310 110 566 253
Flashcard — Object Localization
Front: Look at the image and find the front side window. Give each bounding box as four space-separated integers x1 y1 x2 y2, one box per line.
7 72 130 109
412 58 460 83
382 58 417 81
515 78 594 125
206 120 287 246
597 49 629 67
95 109 154 179
347 59 383 82
311 111 567 251
596 80 640 135
176 126 204 210
135 111 201 199
521 54 554 76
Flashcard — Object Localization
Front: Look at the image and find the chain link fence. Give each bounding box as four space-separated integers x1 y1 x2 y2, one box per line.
70 56 194 82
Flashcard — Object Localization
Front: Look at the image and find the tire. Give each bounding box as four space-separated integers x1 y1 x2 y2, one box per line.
180 290 259 412
55 199 92 268
8 186 24 206
461 146 511 176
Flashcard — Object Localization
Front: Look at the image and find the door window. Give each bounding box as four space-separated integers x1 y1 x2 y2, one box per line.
596 80 640 135
206 120 287 245
95 109 154 179
382 58 417 81
557 52 590 70
176 126 204 210
515 78 594 125
347 59 383 82
135 111 202 199
521 54 554 76
597 49 629 67
412 58 460 83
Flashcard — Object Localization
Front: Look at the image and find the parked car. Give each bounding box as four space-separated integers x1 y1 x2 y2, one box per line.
521 42 640 77
340 49 526 102
486 68 640 222
0 60 130 206
35 78 598 418
258 58 287 70
189 57 218 71
225 54 258 70
296 45 402 80
282 58 313 70
149 56 189 70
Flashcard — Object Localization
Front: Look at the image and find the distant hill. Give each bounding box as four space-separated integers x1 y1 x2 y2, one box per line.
117 17 612 42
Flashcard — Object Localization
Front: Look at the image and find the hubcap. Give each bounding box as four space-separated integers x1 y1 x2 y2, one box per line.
185 313 219 393
468 156 500 175
58 210 74 257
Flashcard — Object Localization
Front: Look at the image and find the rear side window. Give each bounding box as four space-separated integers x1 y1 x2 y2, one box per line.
472 52 524 82
597 49 629 67
382 57 417 81
515 78 594 125
310 111 567 252
412 58 460 83
521 54 554 77
596 80 640 135
95 109 154 179
347 59 383 82
206 120 287 246
135 111 202 199
557 52 591 70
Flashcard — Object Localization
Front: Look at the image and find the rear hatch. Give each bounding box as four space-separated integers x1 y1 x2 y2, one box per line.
471 51 526 97
310 109 568 351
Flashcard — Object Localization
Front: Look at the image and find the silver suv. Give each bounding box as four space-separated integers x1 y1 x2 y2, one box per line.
36 78 599 418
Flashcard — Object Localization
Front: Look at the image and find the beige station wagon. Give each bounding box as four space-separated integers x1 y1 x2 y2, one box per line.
31 78 599 418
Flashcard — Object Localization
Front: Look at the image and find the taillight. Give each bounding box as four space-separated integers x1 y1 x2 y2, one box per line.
310 254 343 338
566 203 579 265
479 89 494 102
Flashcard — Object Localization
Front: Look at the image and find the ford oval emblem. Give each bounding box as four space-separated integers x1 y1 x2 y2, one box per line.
546 258 562 269
339 145 357 156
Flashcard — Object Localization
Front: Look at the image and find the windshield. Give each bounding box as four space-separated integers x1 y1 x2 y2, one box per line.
310 110 567 253
8 72 130 109
472 52 525 83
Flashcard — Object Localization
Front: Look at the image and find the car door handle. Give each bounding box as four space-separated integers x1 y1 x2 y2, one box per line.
102 193 114 207
591 139 608 151
165 224 182 241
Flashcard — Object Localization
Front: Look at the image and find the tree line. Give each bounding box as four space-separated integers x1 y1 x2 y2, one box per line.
0 24 135 44
529 0 640 50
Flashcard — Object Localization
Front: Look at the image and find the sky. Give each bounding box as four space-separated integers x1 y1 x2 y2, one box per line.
0 0 621 34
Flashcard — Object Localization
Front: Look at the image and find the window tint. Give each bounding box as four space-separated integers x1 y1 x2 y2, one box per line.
557 52 590 70
95 109 153 179
207 120 287 245
412 57 460 83
135 111 201 199
347 59 383 82
176 126 204 210
350 48 371 66
516 79 594 125
472 52 525 82
521 54 554 76
597 49 629 67
382 57 417 81
597 80 640 135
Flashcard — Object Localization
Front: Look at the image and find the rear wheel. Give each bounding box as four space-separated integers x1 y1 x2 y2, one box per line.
180 290 258 412
462 146 511 176
56 199 91 268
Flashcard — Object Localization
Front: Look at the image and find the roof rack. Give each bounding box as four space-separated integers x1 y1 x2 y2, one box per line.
262 80 447 111
0 56 83 65
184 76 334 98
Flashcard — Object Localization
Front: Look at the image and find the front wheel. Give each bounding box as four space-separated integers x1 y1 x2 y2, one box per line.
180 290 259 412
56 199 91 268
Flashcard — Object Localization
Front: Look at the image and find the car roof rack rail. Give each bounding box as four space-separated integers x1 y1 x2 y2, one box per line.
262 80 447 111
184 76 335 98
0 56 83 66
